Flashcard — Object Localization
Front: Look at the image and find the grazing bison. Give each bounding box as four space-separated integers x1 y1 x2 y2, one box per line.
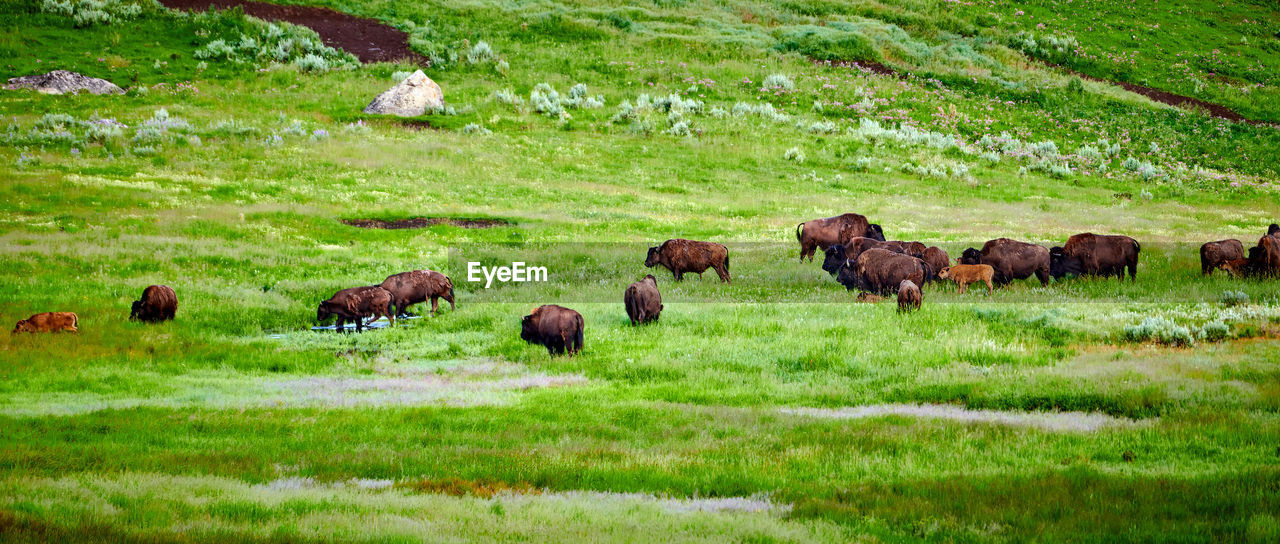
795 213 884 261
317 286 394 331
958 238 1050 286
380 270 455 317
938 264 995 295
836 248 929 295
922 247 951 279
645 239 730 283
1049 233 1140 281
521 304 584 356
897 280 921 312
1234 235 1280 277
12 312 78 333
130 285 177 322
1270 224 1280 237
821 238 922 276
624 275 663 326
1200 239 1244 275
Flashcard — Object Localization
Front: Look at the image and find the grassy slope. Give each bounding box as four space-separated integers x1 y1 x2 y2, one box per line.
2 0 1280 542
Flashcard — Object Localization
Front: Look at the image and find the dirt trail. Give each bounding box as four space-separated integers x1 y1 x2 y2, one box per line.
158 0 425 64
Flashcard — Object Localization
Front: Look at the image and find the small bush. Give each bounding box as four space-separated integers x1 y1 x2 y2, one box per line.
1123 317 1194 346
1198 322 1230 342
762 74 794 91
1220 290 1249 306
784 147 806 163
466 41 496 64
462 123 492 135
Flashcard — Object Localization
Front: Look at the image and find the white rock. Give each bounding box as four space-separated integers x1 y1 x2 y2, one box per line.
362 70 443 117
5 70 124 95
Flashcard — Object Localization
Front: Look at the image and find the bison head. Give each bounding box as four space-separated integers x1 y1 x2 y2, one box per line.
835 259 860 291
1049 246 1083 279
642 274 657 284
958 248 982 265
1269 223 1279 236
11 320 33 334
867 223 886 242
520 314 539 344
316 302 333 323
644 246 661 268
821 245 846 276
937 267 952 280
130 300 144 321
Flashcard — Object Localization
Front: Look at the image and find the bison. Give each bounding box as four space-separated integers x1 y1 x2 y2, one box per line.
380 270 455 317
1049 233 1140 281
521 304 584 356
897 280 921 312
13 312 78 333
317 286 394 331
1200 239 1244 275
645 239 730 283
1270 224 1279 237
796 213 884 261
624 275 663 326
1235 235 1280 277
836 248 929 295
958 238 1050 286
922 247 951 279
821 238 922 276
938 264 994 295
130 285 177 323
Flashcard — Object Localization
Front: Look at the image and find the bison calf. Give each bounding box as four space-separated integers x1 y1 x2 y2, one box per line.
624 275 663 326
130 285 177 322
317 286 394 331
645 239 730 283
897 280 921 312
937 264 995 295
13 312 78 333
521 304 584 356
380 270 455 317
1200 240 1244 275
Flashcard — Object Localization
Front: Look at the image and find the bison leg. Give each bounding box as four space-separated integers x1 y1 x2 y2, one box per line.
958 282 967 295
714 265 731 283
985 279 993 294
430 296 440 315
674 270 684 282
1035 268 1050 286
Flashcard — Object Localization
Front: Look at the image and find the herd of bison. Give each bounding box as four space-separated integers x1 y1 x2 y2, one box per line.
11 214 1280 357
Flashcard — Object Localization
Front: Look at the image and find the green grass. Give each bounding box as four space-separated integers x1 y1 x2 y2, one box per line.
2 0 1279 541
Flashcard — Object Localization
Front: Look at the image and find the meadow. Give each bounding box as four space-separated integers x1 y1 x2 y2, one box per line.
2 0 1280 541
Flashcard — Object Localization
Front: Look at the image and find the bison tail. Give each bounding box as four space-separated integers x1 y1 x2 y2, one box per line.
574 319 585 353
795 222 803 242
724 254 730 274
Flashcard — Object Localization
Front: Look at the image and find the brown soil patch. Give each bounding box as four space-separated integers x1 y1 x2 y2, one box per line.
341 217 511 229
158 0 425 64
396 477 542 498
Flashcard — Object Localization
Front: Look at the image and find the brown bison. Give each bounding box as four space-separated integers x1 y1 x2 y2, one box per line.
521 304 584 356
130 285 177 322
624 275 663 326
317 286 394 331
796 213 885 261
1049 233 1140 281
13 312 78 333
380 270 455 317
1233 235 1280 277
959 238 1050 286
836 248 929 295
922 247 951 278
938 264 995 295
645 239 730 283
1200 240 1244 275
897 280 921 312
1269 224 1279 237
821 238 921 276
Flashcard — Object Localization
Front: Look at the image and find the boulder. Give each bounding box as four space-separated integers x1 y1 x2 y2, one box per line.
5 70 124 95
362 70 443 117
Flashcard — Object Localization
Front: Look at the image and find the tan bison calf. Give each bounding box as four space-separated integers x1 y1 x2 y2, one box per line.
645 239 730 283
13 312 78 333
130 285 177 322
317 286 394 331
380 270 455 317
937 264 995 295
1200 240 1244 275
897 280 921 312
624 275 663 326
521 305 584 356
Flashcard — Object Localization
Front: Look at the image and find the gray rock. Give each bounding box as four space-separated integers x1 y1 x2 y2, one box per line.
5 70 124 95
362 70 443 117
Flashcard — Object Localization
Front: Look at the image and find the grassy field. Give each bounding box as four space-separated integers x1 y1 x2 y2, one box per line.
2 0 1280 541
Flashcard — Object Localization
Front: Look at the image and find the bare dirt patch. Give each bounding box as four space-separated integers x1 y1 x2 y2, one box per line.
341 217 512 229
158 0 425 64
781 404 1146 432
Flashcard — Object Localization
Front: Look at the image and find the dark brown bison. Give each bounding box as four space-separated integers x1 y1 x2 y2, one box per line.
380 270 455 317
958 238 1050 286
796 213 884 261
624 275 663 326
521 304 584 356
645 239 730 283
836 248 929 295
1269 223 1279 237
922 247 951 278
821 238 920 276
1235 235 1280 277
1200 239 1244 275
130 285 177 322
317 286 393 331
1049 233 1140 281
897 280 921 312
13 312 78 333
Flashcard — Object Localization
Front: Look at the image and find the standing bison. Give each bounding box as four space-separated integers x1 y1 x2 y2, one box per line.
1233 235 1280 277
317 286 394 331
645 239 730 283
796 213 884 261
12 312 78 333
821 238 921 276
1049 233 1140 281
130 285 177 323
521 304 584 356
897 280 921 312
1200 240 1244 275
836 248 929 295
922 247 951 279
380 270 455 317
624 275 663 326
959 238 1051 286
